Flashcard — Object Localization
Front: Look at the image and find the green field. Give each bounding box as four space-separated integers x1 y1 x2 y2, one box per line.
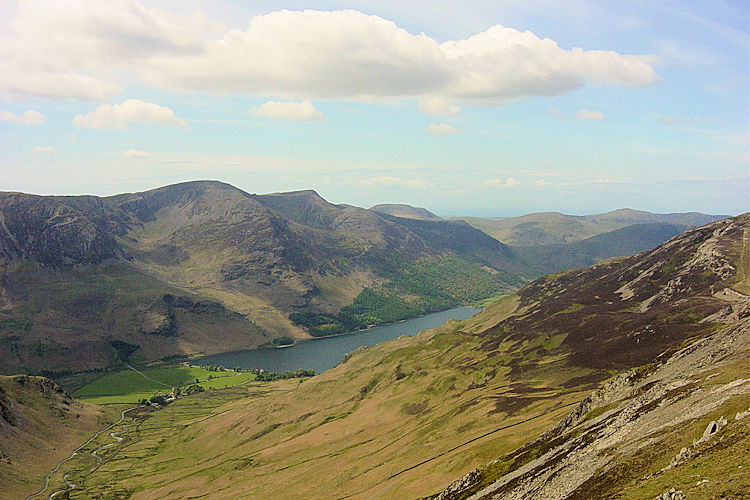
73 365 256 404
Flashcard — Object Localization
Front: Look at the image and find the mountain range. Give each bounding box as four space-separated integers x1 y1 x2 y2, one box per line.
455 209 726 246
0 181 725 377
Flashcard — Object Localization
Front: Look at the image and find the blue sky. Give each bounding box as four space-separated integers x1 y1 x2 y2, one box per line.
0 0 747 216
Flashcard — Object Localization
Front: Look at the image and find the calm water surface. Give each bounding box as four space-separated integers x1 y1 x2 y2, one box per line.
196 307 479 374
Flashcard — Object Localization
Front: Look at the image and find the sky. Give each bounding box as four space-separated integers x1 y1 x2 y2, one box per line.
0 0 747 217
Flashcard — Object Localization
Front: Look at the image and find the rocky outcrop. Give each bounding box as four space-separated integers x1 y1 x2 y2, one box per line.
0 193 126 266
439 310 749 499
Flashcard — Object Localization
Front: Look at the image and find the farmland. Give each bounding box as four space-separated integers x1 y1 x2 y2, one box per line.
73 365 257 404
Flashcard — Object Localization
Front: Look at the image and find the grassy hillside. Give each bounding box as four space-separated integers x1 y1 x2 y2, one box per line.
457 208 726 246
0 375 109 499
43 214 747 499
0 260 266 374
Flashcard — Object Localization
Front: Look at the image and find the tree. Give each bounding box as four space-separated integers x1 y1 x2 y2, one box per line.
149 394 167 406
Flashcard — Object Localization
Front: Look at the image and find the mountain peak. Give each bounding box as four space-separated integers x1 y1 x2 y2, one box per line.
370 203 441 220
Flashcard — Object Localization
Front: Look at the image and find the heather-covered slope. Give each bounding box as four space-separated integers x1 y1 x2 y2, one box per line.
56 214 748 499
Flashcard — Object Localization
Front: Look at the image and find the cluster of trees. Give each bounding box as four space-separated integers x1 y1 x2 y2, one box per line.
184 384 205 395
290 288 416 337
197 364 252 373
290 254 515 337
140 394 168 406
393 255 517 305
194 364 314 381
272 336 295 346
0 317 33 332
288 311 356 336
254 368 315 381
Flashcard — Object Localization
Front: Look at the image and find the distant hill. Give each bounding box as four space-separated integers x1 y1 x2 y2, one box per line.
508 222 687 279
370 203 442 220
456 208 727 246
0 375 103 499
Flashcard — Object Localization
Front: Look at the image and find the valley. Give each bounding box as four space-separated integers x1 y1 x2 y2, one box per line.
12 213 745 499
0 181 744 499
2 0 747 497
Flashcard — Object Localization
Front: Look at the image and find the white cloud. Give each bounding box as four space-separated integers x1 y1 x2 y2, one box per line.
576 109 605 121
0 109 47 125
73 99 186 129
534 179 548 186
482 177 520 187
31 146 54 152
426 123 465 135
124 149 151 158
0 4 658 105
0 0 220 100
251 100 324 122
419 97 460 116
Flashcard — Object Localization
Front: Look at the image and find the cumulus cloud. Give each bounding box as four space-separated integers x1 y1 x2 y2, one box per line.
31 146 54 152
576 109 605 121
251 100 324 122
0 0 220 100
124 149 151 158
0 109 47 125
73 99 186 129
0 3 658 106
426 123 464 135
482 177 520 187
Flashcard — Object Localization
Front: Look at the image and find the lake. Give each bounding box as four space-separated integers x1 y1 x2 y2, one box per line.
195 307 480 374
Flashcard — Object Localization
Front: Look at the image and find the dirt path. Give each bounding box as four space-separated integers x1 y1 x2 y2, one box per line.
25 406 140 500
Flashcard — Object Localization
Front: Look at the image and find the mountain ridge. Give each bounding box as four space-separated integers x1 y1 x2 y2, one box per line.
455 208 727 246
371 203 442 220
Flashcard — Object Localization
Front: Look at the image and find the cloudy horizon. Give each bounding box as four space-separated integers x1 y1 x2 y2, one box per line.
0 0 747 216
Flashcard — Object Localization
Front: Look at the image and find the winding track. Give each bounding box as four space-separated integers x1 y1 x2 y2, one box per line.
27 364 173 499
28 365 261 498
25 405 141 500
